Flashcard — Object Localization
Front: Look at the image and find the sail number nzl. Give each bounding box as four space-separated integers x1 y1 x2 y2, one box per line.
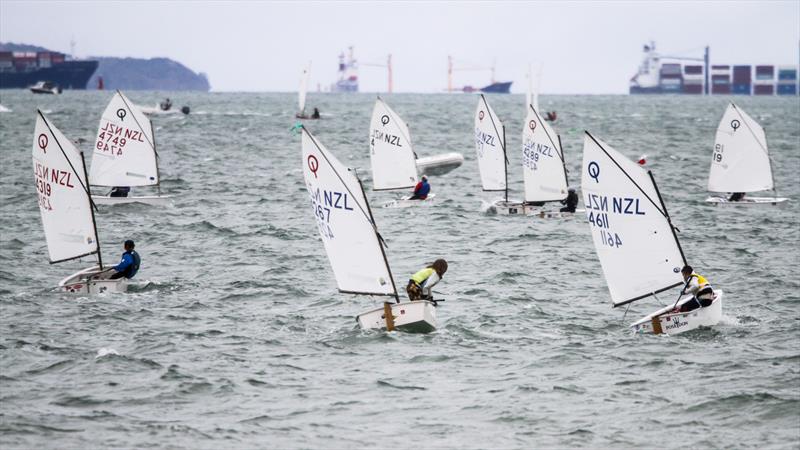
474 128 497 157
309 186 355 240
34 162 76 211
370 129 403 149
96 121 146 156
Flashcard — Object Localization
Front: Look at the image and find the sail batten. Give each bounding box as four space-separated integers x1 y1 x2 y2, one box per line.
302 127 397 297
708 103 773 193
369 98 418 191
474 95 507 192
522 104 568 203
581 132 686 307
33 111 99 264
89 90 158 187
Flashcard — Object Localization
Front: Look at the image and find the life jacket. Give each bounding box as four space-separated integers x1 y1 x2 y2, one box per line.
690 273 711 290
410 267 435 285
416 181 430 198
124 250 141 278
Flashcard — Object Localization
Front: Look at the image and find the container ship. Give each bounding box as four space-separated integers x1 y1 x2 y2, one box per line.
448 56 512 94
629 42 798 95
0 50 98 90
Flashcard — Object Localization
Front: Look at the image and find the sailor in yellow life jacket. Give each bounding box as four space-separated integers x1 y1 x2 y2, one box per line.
678 265 716 312
406 259 448 301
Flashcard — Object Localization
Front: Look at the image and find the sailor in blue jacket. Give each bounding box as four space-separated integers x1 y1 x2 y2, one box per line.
410 175 431 200
110 240 141 280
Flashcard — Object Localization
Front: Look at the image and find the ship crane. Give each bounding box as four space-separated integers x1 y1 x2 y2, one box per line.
447 56 498 92
361 54 393 93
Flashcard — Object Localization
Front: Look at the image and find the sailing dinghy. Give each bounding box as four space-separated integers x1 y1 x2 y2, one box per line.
89 90 172 205
33 111 128 294
582 132 723 335
706 103 788 205
295 63 317 119
515 104 572 215
370 97 436 208
474 94 521 213
301 125 438 332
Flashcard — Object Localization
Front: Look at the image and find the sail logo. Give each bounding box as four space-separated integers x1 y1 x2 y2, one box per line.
37 134 48 153
116 108 127 121
588 161 600 183
730 119 740 132
307 155 319 178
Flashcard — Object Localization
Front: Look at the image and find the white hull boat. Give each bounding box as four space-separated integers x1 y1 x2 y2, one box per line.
302 126 445 334
416 152 464 176
382 193 436 208
58 265 128 294
357 301 437 333
530 207 585 218
630 291 723 336
705 196 788 205
92 194 173 206
707 103 790 205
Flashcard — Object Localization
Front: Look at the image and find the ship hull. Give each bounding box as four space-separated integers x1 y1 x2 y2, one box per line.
479 81 512 94
0 60 98 90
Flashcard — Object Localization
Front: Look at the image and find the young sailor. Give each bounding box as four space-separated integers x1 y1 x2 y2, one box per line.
409 175 430 200
677 265 715 312
406 259 448 301
110 240 141 280
560 187 579 213
728 192 745 202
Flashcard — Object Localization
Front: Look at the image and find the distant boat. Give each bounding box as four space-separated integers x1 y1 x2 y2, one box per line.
475 96 571 216
33 110 128 294
0 104 10 113
479 81 512 94
581 131 723 335
295 62 315 119
30 81 62 94
89 90 172 205
300 125 438 332
706 103 788 205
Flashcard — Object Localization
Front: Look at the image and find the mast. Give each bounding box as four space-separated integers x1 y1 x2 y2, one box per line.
151 117 161 194
81 151 103 269
648 171 687 267
503 124 508 202
558 134 568 187
357 175 399 303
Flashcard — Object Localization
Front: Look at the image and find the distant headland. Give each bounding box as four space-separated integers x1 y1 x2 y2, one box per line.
0 42 210 91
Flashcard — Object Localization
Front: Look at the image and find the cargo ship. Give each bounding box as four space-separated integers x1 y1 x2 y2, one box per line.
629 41 798 95
448 56 512 93
331 47 358 93
0 50 98 90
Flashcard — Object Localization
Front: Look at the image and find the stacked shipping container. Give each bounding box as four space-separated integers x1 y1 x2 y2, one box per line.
754 65 775 95
777 66 798 95
683 65 704 94
711 65 731 94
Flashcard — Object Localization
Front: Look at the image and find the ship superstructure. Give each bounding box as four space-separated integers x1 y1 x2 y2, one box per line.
0 50 97 90
331 47 358 93
629 41 798 95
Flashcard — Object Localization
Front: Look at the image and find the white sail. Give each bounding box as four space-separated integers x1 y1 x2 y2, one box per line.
298 63 310 116
522 105 568 203
89 90 158 187
369 97 418 190
581 132 686 307
708 103 773 193
474 94 506 192
32 111 99 264
302 127 397 297
526 63 541 112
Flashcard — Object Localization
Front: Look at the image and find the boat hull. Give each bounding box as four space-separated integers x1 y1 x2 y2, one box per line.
58 265 128 294
630 290 723 336
416 152 464 176
382 193 436 208
357 301 437 333
92 194 173 206
706 196 789 205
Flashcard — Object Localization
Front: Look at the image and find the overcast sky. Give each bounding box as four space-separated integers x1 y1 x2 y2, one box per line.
1 1 798 93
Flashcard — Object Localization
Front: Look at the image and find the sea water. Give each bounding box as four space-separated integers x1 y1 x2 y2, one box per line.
1 91 798 448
